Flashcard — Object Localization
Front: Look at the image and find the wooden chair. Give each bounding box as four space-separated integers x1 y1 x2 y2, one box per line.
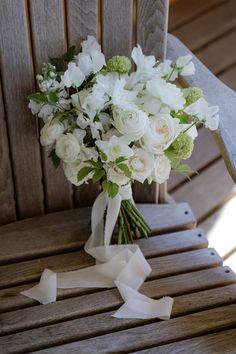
0 1 236 353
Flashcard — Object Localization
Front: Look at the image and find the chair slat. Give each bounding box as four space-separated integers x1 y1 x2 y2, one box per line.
1 285 236 353
66 0 100 206
135 328 236 354
0 203 196 265
0 80 16 225
1 265 234 314
29 0 73 212
102 0 133 58
29 304 236 354
0 0 44 218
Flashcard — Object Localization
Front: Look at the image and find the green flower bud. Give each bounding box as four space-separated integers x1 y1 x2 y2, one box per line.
183 87 203 106
172 132 194 159
107 56 132 74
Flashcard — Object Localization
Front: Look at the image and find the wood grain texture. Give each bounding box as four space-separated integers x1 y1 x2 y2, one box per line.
137 0 169 60
1 265 234 314
67 0 98 52
168 34 236 183
168 127 221 191
133 327 236 354
2 284 236 353
219 64 236 92
0 80 16 224
169 0 224 31
172 159 235 222
102 0 133 58
31 304 236 353
66 0 100 206
0 203 196 265
0 0 44 218
29 0 73 212
172 0 236 52
132 181 159 203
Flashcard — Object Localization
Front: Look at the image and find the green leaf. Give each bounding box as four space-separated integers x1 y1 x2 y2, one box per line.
102 180 119 198
92 169 105 183
27 92 48 103
63 46 76 63
171 111 190 124
89 160 103 169
172 162 198 179
99 150 108 161
77 166 93 182
117 163 132 178
49 150 61 168
115 156 127 164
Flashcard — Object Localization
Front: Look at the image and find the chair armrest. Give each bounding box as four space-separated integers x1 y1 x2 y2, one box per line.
167 33 236 183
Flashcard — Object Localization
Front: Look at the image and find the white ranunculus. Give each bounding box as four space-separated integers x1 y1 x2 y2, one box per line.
107 165 130 186
128 148 154 183
61 62 85 88
96 135 134 161
141 113 181 154
112 108 148 141
184 98 219 130
63 161 92 186
176 55 195 76
146 78 186 111
151 155 171 184
55 133 81 162
40 120 64 146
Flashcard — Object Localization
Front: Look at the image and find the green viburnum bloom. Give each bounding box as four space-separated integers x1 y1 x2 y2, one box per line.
171 132 194 159
107 56 132 73
183 87 203 106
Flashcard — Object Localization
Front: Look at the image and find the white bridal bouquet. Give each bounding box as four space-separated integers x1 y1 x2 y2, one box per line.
28 36 219 245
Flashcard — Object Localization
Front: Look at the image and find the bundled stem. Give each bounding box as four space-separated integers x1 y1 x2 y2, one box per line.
117 200 152 244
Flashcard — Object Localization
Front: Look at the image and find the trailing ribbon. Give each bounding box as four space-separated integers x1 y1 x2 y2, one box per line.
21 184 174 319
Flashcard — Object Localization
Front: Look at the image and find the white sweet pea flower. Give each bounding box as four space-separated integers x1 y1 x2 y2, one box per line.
40 120 65 146
138 92 162 115
96 135 134 161
146 78 185 111
55 133 81 162
63 161 92 186
181 124 198 140
128 148 154 183
80 145 99 162
131 44 157 76
61 62 85 88
81 35 101 55
78 36 105 75
73 128 86 144
38 104 55 123
184 98 219 130
156 60 178 81
28 100 42 115
81 85 107 118
176 55 195 76
150 155 171 184
141 113 182 154
112 108 148 141
107 165 130 186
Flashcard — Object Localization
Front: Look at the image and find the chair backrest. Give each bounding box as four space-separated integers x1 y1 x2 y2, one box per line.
0 0 169 225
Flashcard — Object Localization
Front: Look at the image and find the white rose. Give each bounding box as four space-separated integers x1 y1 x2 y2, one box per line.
55 133 81 162
151 155 171 184
63 162 92 186
40 121 64 146
141 113 181 154
146 78 185 111
112 108 148 141
107 165 130 186
128 148 154 183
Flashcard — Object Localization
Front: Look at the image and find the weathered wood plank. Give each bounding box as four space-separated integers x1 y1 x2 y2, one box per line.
0 246 219 290
29 0 73 212
0 0 44 218
168 127 220 192
219 64 236 92
32 304 236 353
0 80 16 225
1 265 234 314
66 0 98 52
172 159 236 221
172 0 236 52
102 0 133 58
0 203 196 265
2 285 236 353
133 328 236 354
169 0 224 31
137 0 169 61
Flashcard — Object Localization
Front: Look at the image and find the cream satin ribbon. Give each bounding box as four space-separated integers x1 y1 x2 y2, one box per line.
21 184 174 319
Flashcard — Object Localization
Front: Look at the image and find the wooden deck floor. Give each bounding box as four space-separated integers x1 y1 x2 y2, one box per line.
169 0 236 271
